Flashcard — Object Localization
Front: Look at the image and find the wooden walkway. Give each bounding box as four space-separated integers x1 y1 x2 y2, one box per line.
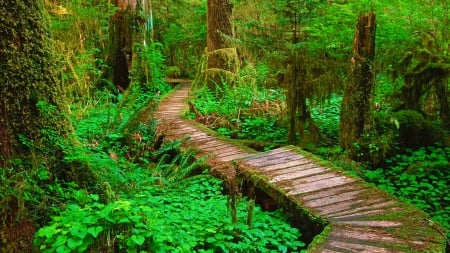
155 81 447 253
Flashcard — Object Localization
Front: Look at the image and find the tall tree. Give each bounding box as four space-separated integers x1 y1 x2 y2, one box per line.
206 0 239 89
232 0 344 145
339 7 376 152
105 0 138 91
0 0 96 250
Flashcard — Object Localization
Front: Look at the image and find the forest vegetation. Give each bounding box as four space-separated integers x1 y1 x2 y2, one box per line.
0 0 449 252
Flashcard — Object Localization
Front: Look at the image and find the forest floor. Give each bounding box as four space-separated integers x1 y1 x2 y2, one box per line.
155 81 448 253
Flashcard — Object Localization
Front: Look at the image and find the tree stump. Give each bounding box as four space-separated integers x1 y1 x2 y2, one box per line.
339 7 376 152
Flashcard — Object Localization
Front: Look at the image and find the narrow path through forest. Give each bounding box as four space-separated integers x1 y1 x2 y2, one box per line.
155 81 447 253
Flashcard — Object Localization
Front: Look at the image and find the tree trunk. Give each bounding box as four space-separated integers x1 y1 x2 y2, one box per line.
104 0 139 91
206 0 239 89
0 0 69 169
286 55 319 145
0 1 97 250
339 8 376 151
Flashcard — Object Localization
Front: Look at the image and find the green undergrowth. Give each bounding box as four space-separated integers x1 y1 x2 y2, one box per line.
310 93 342 146
189 82 343 150
190 80 449 242
189 82 288 149
35 173 305 252
362 144 450 239
33 83 305 252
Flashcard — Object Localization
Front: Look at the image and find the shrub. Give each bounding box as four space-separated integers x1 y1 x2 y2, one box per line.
394 110 448 148
34 175 305 252
362 144 450 239
165 66 181 78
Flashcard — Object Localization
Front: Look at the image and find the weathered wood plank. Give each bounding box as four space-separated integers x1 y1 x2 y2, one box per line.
303 189 366 208
259 158 312 172
299 183 368 201
323 239 405 253
327 200 398 218
269 166 331 183
286 175 358 195
155 82 448 253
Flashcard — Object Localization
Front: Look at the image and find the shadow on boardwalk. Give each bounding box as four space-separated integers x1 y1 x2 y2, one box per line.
156 81 447 253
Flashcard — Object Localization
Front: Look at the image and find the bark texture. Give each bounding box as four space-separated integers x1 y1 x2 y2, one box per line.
339 8 376 151
0 1 97 250
105 0 139 91
206 0 238 88
0 0 66 166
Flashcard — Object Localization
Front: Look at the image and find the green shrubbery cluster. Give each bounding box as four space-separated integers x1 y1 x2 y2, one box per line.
192 75 450 241
32 52 304 252
35 174 304 252
363 144 450 238
190 68 288 146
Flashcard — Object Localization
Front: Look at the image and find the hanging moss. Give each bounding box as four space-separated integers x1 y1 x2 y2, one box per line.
205 47 240 89
391 32 450 129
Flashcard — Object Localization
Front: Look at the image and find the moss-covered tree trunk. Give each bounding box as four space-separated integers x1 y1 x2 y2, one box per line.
0 1 72 171
206 0 239 89
0 1 96 251
339 8 376 151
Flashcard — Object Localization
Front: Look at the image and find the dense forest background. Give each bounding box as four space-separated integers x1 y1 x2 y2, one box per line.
0 0 449 252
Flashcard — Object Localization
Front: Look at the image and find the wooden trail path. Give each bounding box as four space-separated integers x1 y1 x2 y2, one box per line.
155 81 447 253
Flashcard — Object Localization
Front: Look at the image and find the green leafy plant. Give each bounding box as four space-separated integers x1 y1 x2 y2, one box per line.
34 174 305 252
363 144 450 238
238 117 287 143
32 86 306 252
190 81 288 149
311 93 342 144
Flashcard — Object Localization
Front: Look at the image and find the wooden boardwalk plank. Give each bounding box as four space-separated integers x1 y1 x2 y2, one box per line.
287 175 358 195
269 166 331 183
155 82 447 253
314 198 388 216
300 183 368 201
303 189 367 208
327 200 399 218
259 158 312 172
323 239 405 253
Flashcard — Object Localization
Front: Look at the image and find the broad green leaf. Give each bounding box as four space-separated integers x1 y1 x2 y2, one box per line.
87 226 103 238
70 226 88 239
67 237 83 250
52 235 68 248
131 234 146 246
81 216 98 225
56 245 71 253
89 194 99 201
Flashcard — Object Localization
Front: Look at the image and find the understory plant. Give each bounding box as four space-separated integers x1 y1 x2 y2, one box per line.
34 78 305 252
362 144 450 239
189 80 288 147
34 173 305 252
